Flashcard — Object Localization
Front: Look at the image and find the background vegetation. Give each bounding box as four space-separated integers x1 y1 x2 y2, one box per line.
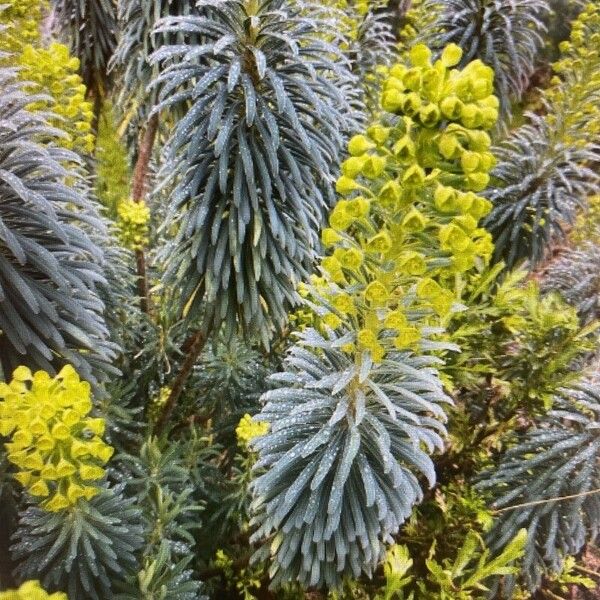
0 0 599 598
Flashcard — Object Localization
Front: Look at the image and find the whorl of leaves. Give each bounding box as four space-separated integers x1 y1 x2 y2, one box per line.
354 9 396 71
111 0 198 121
152 0 357 346
116 540 207 600
540 241 600 325
114 436 192 502
188 337 273 426
0 67 117 384
476 383 600 594
250 328 450 588
11 486 145 600
97 241 145 358
95 382 144 452
420 0 548 121
53 0 118 96
482 113 599 270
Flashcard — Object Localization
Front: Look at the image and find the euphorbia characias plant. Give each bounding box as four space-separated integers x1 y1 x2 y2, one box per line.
249 43 499 587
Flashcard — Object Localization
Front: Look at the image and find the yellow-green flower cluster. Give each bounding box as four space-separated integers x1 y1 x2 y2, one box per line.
235 414 270 448
0 365 114 511
117 198 151 251
0 0 45 55
0 2 95 154
315 44 496 361
381 44 498 136
545 2 600 145
0 580 67 600
572 194 600 245
96 104 132 217
148 385 171 424
19 43 95 154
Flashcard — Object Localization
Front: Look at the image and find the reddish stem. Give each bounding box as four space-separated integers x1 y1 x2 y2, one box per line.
131 113 159 314
155 329 206 434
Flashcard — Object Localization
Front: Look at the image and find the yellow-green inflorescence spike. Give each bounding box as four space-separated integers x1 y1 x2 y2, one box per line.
313 43 497 362
0 365 114 512
0 2 95 154
0 580 67 600
116 198 151 251
19 43 95 154
546 2 600 145
0 0 46 55
235 413 270 449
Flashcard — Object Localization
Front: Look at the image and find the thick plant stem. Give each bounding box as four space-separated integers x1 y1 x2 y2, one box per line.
132 113 159 314
155 330 206 434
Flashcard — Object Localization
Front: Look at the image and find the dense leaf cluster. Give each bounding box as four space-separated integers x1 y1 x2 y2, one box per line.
0 68 115 384
154 0 357 346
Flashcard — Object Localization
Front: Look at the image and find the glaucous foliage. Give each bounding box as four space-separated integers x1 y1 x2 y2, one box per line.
483 3 600 270
483 113 599 269
0 67 116 384
477 382 600 595
541 241 600 325
153 0 357 346
53 0 118 98
328 0 397 112
11 485 144 600
111 0 198 124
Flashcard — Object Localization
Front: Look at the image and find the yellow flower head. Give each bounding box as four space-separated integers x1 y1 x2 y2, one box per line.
361 155 387 179
117 198 151 251
17 42 95 154
394 327 421 349
0 580 67 600
321 227 342 248
338 247 364 270
395 251 427 275
236 414 269 448
364 280 389 305
348 134 375 156
331 293 357 316
0 365 112 511
309 44 500 364
365 231 392 254
402 207 428 232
